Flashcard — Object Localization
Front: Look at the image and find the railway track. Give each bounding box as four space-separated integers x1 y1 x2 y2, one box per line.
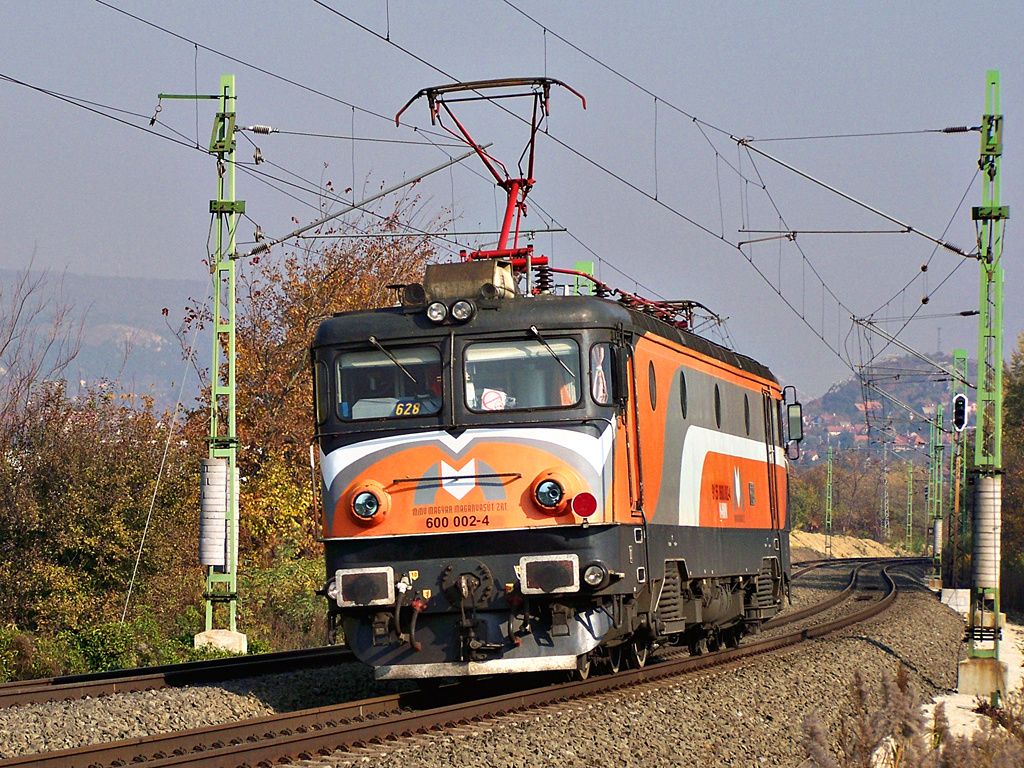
0 557 921 768
0 555 875 710
0 645 353 709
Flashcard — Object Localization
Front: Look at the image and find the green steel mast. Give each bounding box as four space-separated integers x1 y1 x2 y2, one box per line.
967 70 1008 672
825 446 833 559
927 407 944 583
949 349 970 588
881 440 890 540
906 461 913 544
205 74 243 634
156 76 243 639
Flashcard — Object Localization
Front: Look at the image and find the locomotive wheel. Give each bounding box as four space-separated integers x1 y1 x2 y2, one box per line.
723 627 741 649
607 644 624 674
706 628 722 653
627 637 649 669
573 654 592 681
688 634 708 656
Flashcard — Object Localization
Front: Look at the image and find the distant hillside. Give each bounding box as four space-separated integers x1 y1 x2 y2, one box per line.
0 269 211 411
798 352 974 463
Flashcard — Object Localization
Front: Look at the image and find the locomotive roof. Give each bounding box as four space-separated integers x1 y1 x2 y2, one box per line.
314 294 777 385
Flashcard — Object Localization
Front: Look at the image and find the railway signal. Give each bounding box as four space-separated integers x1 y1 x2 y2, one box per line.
951 393 968 432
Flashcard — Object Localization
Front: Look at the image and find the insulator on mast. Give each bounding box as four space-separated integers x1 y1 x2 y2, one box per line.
199 458 228 567
533 263 554 294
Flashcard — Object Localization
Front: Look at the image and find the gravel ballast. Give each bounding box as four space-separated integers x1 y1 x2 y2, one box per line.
0 661 415 758
291 565 967 768
0 563 966 767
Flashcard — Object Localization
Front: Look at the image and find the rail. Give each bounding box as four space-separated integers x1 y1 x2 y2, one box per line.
0 645 353 709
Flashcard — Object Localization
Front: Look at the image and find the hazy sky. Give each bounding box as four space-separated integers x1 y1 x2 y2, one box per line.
1 2 1021 398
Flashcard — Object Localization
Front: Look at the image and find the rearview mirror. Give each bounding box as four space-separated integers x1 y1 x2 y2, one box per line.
787 402 804 443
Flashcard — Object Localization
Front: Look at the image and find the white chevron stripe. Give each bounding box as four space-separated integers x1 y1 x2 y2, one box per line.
321 425 614 489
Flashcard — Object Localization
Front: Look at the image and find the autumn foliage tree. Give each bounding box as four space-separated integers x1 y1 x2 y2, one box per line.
1001 332 1024 611
0 268 209 678
229 195 444 568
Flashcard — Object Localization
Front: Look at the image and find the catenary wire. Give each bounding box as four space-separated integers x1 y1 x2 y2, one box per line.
0 72 202 152
498 0 986 366
317 0 965 378
81 1 984 382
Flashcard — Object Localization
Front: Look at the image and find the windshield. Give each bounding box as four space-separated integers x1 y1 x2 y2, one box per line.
464 339 580 412
337 346 442 420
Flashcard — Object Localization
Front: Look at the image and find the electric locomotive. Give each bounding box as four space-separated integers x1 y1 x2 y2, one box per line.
311 79 804 679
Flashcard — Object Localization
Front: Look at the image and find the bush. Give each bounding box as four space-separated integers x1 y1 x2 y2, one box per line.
238 552 326 651
0 625 20 682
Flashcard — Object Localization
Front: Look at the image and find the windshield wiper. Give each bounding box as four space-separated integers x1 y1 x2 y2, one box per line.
368 336 416 382
529 325 576 378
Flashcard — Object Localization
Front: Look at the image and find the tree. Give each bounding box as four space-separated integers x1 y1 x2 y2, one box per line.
0 264 81 429
1001 332 1024 610
179 193 447 568
789 463 826 531
0 384 201 634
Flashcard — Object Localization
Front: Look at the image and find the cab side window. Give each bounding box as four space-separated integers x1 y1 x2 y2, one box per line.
590 343 614 405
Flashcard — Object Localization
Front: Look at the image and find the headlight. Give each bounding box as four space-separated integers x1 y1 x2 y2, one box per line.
326 579 339 600
426 301 448 323
529 468 582 516
582 563 607 588
352 491 381 519
535 479 564 508
340 481 391 527
450 299 475 322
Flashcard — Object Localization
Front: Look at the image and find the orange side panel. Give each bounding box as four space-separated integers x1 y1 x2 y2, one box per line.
637 332 782 395
697 452 788 529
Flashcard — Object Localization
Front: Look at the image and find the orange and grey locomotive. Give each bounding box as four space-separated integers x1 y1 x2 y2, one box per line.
312 259 803 679
312 77 802 679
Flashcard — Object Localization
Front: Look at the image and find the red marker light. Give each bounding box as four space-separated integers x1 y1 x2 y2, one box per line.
571 492 598 517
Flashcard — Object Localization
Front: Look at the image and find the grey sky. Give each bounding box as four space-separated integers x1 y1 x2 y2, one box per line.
1 2 1020 398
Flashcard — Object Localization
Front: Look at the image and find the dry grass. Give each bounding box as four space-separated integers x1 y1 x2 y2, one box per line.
803 665 1024 767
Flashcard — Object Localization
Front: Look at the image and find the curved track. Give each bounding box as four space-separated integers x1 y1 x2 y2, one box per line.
0 557 921 768
0 555 876 710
